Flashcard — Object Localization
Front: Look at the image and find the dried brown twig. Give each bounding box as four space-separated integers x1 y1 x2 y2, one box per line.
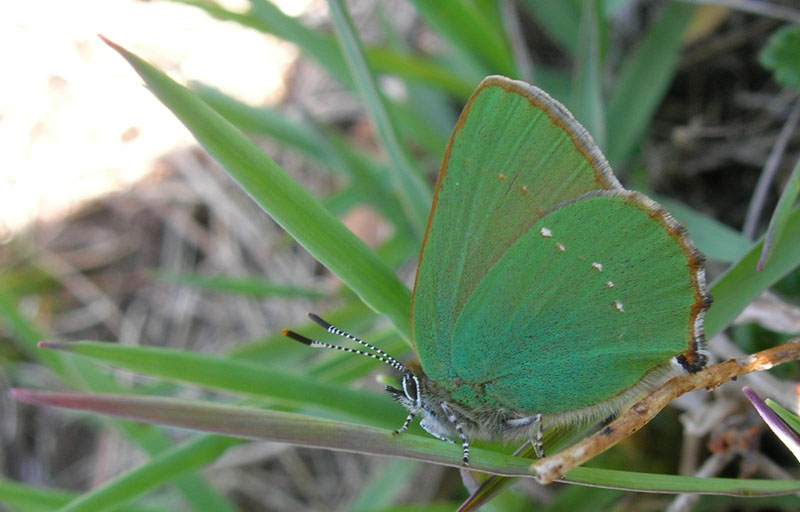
533 340 800 484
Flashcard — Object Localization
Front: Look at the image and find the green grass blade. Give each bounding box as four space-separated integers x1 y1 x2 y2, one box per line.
0 288 237 512
561 466 800 496
175 0 474 98
603 0 634 18
152 271 326 299
247 0 352 85
11 389 533 477
606 2 696 166
350 458 421 511
571 0 606 149
13 390 800 496
327 0 432 238
758 156 800 271
408 0 515 76
366 45 474 100
767 399 800 437
54 437 241 512
519 0 581 55
706 207 800 338
656 197 751 263
192 87 417 237
0 478 163 512
39 341 402 427
190 82 331 164
100 37 412 340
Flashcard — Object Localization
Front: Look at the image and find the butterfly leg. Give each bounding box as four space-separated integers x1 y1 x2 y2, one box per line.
439 402 471 466
532 413 545 458
393 411 416 436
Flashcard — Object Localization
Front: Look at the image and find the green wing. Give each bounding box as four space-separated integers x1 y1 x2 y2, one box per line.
412 76 621 381
442 192 707 414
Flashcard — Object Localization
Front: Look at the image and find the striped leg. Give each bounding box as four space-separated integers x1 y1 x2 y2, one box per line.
394 411 416 436
532 414 545 458
439 402 471 466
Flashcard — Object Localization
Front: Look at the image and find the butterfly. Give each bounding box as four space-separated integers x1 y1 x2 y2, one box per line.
285 76 712 466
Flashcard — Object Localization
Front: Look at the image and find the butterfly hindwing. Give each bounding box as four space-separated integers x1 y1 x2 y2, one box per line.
444 191 706 417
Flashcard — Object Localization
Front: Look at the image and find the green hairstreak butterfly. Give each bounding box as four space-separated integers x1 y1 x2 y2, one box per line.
285 76 712 465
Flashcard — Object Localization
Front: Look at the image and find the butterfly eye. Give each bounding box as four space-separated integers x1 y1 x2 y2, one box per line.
401 374 418 402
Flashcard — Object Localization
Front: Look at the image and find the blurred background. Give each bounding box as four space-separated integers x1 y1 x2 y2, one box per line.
2 0 800 510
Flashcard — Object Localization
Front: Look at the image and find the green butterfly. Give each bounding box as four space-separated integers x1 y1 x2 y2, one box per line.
287 76 711 465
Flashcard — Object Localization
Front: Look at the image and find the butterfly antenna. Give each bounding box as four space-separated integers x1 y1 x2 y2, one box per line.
283 315 406 374
306 313 407 371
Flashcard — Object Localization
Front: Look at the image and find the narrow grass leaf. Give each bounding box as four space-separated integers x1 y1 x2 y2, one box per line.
743 387 800 462
0 478 162 512
327 0 432 237
247 0 352 85
366 45 474 100
706 207 800 338
350 458 421 511
518 0 581 56
152 271 326 299
571 0 606 149
175 0 474 99
767 398 800 435
190 82 331 164
758 156 800 271
13 390 800 496
10 389 533 477
561 466 800 496
408 0 514 76
606 2 696 166
54 437 241 512
100 37 412 340
656 197 751 263
38 341 402 427
0 288 236 511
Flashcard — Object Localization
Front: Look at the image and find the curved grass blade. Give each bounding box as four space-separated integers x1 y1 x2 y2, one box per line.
38 341 402 428
52 436 241 512
518 0 581 56
152 271 326 299
606 2 696 166
0 287 236 512
190 82 331 163
0 477 162 512
100 37 412 340
571 0 606 149
12 390 800 496
327 0 432 237
758 156 800 271
707 207 800 337
174 0 473 98
409 0 515 76
656 197 751 263
10 389 532 477
743 387 800 462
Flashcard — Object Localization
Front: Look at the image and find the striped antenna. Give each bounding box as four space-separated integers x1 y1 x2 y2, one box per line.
283 313 407 374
